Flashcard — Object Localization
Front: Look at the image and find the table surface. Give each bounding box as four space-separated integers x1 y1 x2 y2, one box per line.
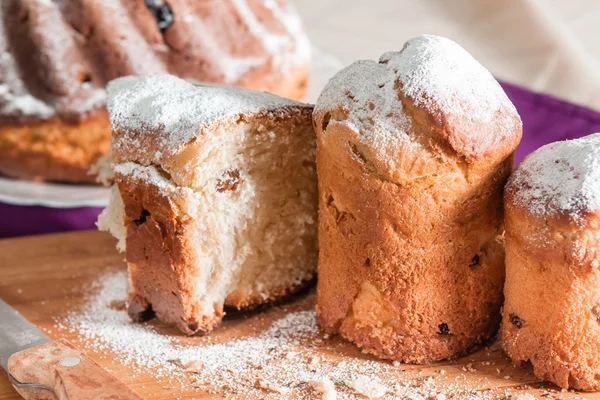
0 231 597 399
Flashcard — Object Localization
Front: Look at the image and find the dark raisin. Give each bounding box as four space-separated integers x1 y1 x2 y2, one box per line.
437 323 450 335
128 301 154 322
469 254 480 267
364 258 371 267
77 72 92 84
302 160 315 169
134 209 151 226
509 313 524 328
216 169 243 192
145 0 174 31
592 306 600 322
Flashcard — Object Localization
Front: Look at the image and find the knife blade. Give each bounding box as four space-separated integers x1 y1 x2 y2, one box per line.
0 298 143 400
0 298 51 371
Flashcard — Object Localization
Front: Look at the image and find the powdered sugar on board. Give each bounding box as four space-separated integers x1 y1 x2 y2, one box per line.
52 271 577 399
315 34 519 162
507 133 600 226
107 75 307 157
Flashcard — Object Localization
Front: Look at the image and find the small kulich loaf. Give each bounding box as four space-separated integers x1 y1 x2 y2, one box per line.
502 133 600 390
313 35 522 363
98 75 318 335
0 0 309 183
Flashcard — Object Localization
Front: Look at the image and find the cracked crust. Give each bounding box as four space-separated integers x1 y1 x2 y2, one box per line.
501 190 600 391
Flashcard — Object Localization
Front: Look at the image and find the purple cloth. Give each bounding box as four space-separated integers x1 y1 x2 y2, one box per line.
2 81 600 238
500 81 600 164
0 202 102 238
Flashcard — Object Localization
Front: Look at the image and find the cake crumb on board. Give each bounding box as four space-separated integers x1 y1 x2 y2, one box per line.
53 271 588 399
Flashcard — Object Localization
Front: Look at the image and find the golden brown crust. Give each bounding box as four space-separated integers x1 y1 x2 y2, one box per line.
0 114 111 183
501 194 600 391
316 134 512 362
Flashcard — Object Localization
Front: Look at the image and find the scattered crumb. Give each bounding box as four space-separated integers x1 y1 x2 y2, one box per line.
345 375 388 399
258 379 290 395
184 360 205 372
463 363 476 372
311 377 337 400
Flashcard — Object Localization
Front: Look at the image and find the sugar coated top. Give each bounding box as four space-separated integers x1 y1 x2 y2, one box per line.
507 133 600 226
107 74 306 154
315 34 520 162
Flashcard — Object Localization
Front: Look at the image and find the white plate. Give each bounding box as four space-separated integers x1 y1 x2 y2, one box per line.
0 47 343 209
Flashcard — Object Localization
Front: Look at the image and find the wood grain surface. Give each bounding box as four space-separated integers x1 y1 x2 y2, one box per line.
0 231 597 399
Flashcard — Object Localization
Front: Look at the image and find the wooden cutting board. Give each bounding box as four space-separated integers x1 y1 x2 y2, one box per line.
0 231 597 400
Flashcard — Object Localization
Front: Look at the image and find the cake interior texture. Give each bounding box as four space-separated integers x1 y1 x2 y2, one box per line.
99 115 317 334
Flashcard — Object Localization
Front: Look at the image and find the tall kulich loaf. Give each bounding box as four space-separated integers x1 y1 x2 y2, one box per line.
502 133 600 391
313 35 522 363
98 75 318 335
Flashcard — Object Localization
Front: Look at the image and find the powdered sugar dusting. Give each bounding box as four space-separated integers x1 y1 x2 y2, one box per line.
392 36 515 128
54 271 563 399
0 83 55 119
319 59 412 156
107 75 305 156
508 133 600 225
113 162 176 194
315 35 517 163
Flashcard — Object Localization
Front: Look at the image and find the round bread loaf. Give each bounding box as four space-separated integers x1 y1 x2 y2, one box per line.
502 133 600 390
313 35 522 363
0 0 309 183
